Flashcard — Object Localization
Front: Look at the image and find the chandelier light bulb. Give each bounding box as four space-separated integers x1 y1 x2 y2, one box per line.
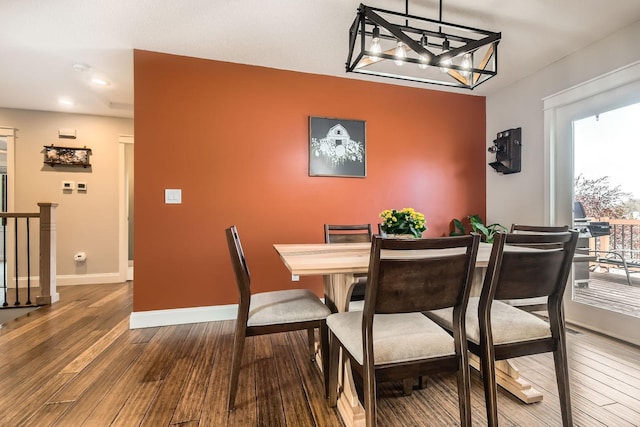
369 26 382 56
439 39 451 73
418 34 428 69
461 53 472 79
370 39 382 56
439 57 452 73
394 41 406 66
461 53 471 70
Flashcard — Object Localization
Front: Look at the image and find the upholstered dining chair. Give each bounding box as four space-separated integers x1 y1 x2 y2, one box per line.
225 225 331 410
324 224 373 305
426 231 578 427
327 234 480 427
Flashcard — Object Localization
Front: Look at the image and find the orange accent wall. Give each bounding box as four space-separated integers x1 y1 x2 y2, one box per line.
133 50 486 312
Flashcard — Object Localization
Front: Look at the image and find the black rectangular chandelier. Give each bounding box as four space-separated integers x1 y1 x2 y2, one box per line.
346 1 501 89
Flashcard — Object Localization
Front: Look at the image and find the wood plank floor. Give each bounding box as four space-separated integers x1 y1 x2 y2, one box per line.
1 282 639 426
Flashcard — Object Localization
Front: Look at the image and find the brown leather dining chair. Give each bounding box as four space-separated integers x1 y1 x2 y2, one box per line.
324 224 372 305
426 231 579 426
225 225 331 410
327 234 480 427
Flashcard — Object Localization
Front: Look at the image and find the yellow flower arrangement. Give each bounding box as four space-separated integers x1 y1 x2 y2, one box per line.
379 208 427 238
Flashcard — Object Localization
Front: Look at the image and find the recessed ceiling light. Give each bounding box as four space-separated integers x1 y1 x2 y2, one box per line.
73 63 91 73
90 76 110 86
58 98 74 106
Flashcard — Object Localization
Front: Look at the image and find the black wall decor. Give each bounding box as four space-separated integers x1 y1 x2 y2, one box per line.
488 127 521 174
309 117 366 178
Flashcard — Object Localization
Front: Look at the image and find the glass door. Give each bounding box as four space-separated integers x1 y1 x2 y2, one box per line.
544 65 640 345
572 103 640 318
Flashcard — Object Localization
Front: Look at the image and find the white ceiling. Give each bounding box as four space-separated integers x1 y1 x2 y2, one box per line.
1 0 640 119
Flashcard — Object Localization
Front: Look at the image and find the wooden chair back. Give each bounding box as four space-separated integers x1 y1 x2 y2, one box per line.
482 231 578 302
364 235 480 316
324 224 372 243
225 225 251 309
510 224 570 233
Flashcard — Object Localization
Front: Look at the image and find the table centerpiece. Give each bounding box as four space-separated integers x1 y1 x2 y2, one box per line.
379 208 427 238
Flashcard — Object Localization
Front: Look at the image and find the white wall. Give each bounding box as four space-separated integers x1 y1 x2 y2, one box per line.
486 19 640 227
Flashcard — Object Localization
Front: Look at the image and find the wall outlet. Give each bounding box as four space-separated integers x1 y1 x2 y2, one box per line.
291 274 300 282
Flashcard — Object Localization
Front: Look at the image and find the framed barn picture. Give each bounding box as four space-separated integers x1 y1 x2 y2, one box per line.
309 116 366 177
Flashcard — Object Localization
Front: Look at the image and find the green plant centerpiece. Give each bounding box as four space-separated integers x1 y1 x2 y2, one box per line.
450 214 507 243
379 208 427 238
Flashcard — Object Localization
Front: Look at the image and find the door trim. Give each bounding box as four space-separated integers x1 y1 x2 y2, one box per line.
118 135 134 282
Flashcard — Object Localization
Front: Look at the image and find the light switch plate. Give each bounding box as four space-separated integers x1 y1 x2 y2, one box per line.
62 180 75 190
165 189 182 204
77 182 87 191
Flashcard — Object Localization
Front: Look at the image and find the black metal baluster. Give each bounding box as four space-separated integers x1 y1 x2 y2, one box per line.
2 215 6 307
26 217 31 305
14 217 19 306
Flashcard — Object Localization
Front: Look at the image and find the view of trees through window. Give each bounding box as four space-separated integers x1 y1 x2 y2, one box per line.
574 102 640 219
574 102 640 262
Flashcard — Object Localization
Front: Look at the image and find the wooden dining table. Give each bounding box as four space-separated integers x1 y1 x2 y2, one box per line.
273 241 588 427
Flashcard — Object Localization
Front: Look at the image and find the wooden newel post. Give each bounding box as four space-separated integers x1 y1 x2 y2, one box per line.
37 203 59 305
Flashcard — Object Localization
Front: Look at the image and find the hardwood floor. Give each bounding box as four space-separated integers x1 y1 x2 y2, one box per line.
1 282 639 426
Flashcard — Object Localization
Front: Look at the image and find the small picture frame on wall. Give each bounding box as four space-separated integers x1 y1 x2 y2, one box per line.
43 145 92 168
309 116 366 178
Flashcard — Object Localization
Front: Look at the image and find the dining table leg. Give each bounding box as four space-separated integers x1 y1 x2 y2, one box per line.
325 272 366 427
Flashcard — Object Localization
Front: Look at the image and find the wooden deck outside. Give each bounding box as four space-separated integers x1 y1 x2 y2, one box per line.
573 271 640 318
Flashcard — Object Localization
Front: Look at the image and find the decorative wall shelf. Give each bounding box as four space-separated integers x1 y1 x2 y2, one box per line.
44 145 92 168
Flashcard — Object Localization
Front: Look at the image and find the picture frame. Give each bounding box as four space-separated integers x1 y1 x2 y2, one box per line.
309 116 366 177
44 145 92 168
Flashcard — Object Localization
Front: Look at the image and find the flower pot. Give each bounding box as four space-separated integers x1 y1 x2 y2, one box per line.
383 233 417 239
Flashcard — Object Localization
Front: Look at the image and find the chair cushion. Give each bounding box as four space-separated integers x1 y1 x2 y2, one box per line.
348 300 365 312
427 297 552 345
248 289 331 327
326 311 455 365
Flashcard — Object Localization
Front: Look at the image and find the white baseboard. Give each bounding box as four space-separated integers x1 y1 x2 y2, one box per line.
129 304 238 329
129 297 329 329
14 273 122 287
57 273 123 286
566 319 640 347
